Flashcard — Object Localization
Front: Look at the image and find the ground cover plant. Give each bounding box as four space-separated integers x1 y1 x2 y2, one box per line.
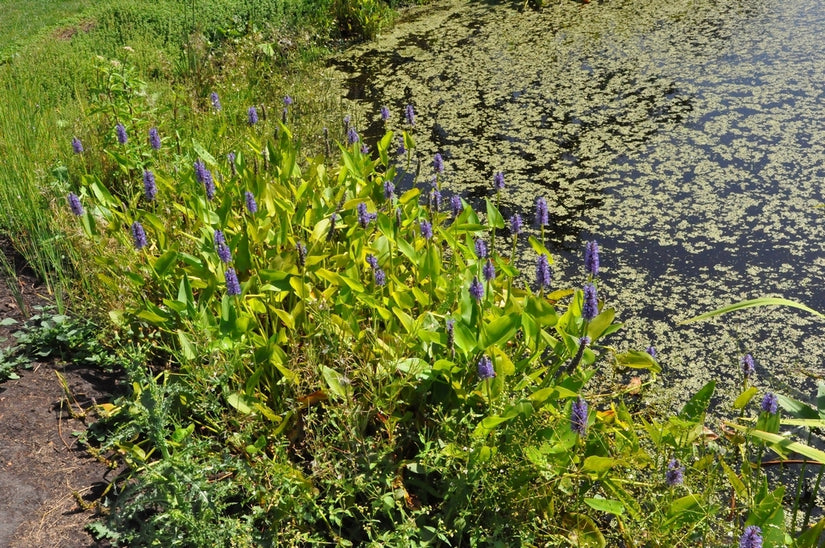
51 59 825 545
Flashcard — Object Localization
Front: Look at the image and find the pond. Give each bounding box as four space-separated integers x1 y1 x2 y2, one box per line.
328 0 825 406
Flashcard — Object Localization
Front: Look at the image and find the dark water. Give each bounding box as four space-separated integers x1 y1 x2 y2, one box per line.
329 0 825 406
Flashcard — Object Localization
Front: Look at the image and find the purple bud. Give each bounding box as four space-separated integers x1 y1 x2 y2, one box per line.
283 96 293 106
474 238 488 259
148 127 161 151
469 276 484 301
477 355 495 380
451 195 464 217
143 170 157 201
210 92 222 111
535 196 549 227
739 526 763 548
483 259 496 282
366 254 379 270
361 144 370 155
347 127 360 145
116 123 128 144
536 254 551 290
584 240 600 277
214 230 232 263
420 219 433 240
666 459 685 486
396 136 406 156
493 171 505 190
761 392 778 415
383 181 395 200
571 397 588 436
67 193 83 216
433 153 444 174
405 104 415 126
582 283 598 321
380 106 390 122
741 354 755 378
446 319 455 353
429 188 441 211
228 152 237 176
194 161 216 200
395 207 402 227
373 268 386 287
296 242 307 268
646 346 657 358
510 214 522 236
131 221 147 250
71 137 83 154
225 267 242 296
247 106 259 125
357 202 376 228
245 191 258 214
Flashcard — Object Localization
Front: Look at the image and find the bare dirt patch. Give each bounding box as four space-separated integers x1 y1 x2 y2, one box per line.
0 254 121 547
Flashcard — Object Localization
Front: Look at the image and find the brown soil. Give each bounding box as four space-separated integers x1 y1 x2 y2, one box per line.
0 261 121 547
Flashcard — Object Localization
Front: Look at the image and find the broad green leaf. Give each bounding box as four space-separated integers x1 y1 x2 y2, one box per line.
227 392 253 414
453 321 477 355
562 513 605 548
721 460 747 500
485 198 505 229
678 381 715 422
153 250 178 277
583 456 617 473
584 497 624 515
320 365 350 400
733 387 759 410
615 350 661 373
472 415 510 438
192 139 217 166
480 314 520 349
680 297 824 324
586 307 616 341
796 517 825 548
668 495 703 517
176 330 197 361
527 236 554 263
727 424 825 464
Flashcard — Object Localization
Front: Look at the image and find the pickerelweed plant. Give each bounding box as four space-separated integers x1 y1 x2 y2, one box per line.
61 60 825 546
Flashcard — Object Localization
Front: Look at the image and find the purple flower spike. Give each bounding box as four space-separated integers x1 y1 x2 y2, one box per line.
446 319 455 353
210 92 222 111
396 136 406 156
225 267 242 296
420 219 433 240
245 191 258 214
469 276 484 301
451 195 464 217
584 240 600 277
741 354 755 378
582 283 598 321
357 202 377 228
67 193 83 216
536 254 551 290
429 188 441 211
347 126 360 145
433 153 444 174
71 137 83 154
247 106 259 125
646 346 657 358
283 96 293 106
405 104 415 126
474 238 488 259
148 127 161 150
374 268 387 287
380 105 390 122
739 525 763 548
131 221 147 250
384 181 395 200
535 196 549 227
296 242 307 268
143 170 157 202
493 171 505 191
477 355 495 380
571 397 588 436
666 459 685 486
366 254 379 270
214 229 232 264
510 214 522 236
483 259 496 282
116 123 128 144
761 392 778 415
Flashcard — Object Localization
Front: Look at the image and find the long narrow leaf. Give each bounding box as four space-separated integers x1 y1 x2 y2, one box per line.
726 424 825 464
680 297 824 324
